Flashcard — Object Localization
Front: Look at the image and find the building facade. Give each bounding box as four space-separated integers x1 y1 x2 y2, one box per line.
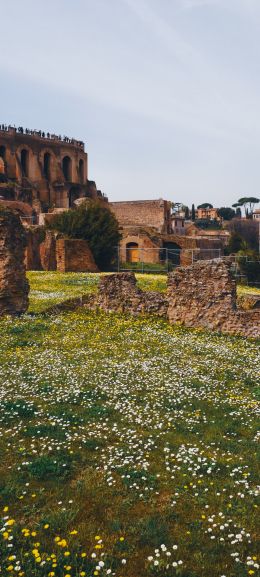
0 125 105 214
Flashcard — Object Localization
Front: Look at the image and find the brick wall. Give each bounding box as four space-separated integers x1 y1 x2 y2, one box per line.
56 239 98 272
110 200 172 233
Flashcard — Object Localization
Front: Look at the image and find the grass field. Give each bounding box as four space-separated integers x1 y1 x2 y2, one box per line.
0 273 259 577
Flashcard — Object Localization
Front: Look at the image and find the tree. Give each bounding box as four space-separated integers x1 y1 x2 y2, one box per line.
191 204 195 221
197 203 213 209
48 200 121 270
195 219 221 230
236 207 242 218
217 207 235 221
232 197 260 216
184 206 190 219
227 219 259 252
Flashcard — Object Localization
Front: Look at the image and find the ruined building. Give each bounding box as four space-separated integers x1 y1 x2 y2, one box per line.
110 199 224 267
0 125 107 217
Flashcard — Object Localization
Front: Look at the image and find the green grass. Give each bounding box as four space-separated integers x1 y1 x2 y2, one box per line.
0 273 259 577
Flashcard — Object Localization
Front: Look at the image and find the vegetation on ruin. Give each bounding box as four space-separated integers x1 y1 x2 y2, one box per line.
47 201 121 270
0 272 259 577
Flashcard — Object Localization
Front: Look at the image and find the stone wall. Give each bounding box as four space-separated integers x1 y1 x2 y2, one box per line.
167 260 260 338
95 272 167 317
92 261 260 338
56 239 98 273
0 209 29 315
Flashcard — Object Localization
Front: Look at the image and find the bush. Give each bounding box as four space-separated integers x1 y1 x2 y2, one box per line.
48 200 121 270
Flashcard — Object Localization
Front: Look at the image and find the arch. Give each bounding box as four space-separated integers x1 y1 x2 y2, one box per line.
78 158 84 183
162 241 181 266
126 242 139 263
0 145 6 160
21 148 29 177
62 155 72 181
43 152 51 180
69 187 80 207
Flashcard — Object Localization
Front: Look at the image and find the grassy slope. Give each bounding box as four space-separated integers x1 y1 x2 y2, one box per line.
0 273 259 577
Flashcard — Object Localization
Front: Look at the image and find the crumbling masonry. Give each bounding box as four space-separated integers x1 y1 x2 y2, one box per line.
93 260 260 338
0 209 29 315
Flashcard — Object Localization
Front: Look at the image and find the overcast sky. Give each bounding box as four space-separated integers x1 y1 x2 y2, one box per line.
1 0 260 207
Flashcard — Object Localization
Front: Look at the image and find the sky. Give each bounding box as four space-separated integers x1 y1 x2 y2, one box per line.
1 0 260 207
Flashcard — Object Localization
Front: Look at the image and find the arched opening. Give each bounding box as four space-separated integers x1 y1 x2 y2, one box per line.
162 242 181 266
21 149 29 177
126 242 139 263
62 156 72 181
78 159 84 183
0 145 6 161
69 187 80 207
43 152 51 180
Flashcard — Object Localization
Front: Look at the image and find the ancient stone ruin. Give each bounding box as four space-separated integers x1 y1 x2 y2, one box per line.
0 209 29 316
93 260 260 338
95 272 167 317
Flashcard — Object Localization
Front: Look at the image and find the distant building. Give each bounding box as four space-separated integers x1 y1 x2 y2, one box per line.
196 207 220 221
253 209 260 220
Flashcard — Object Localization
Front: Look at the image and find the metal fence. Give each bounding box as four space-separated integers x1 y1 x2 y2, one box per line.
114 247 223 273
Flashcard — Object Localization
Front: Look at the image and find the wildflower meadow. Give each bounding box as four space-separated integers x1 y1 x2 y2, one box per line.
0 272 259 577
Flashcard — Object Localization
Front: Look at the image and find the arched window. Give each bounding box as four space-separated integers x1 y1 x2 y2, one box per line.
126 242 139 263
43 152 51 180
62 156 72 181
162 242 181 266
21 149 29 177
78 159 84 183
69 187 79 207
0 145 6 160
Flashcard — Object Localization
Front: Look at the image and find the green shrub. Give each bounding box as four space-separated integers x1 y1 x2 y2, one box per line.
48 200 121 270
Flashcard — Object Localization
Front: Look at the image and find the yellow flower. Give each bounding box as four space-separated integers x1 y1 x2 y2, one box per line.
95 535 101 540
44 524 50 529
119 537 124 541
64 551 70 557
69 529 78 535
3 532 9 539
7 566 14 571
54 536 61 543
31 531 37 536
6 519 15 526
36 556 42 563
48 573 55 577
3 506 9 512
248 572 255 575
81 552 87 558
80 572 86 577
57 538 67 547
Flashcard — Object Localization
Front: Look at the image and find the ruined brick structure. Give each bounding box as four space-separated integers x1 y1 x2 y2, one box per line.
0 125 106 215
92 261 260 338
56 239 98 272
110 199 172 233
0 209 29 315
25 229 98 273
110 200 224 267
95 272 167 316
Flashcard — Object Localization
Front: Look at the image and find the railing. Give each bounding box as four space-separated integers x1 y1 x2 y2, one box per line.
0 124 84 150
114 247 223 273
